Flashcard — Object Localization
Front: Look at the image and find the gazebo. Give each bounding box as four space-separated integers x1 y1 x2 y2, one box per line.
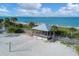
32 24 51 39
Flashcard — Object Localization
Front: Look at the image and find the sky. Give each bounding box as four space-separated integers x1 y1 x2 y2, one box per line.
0 3 79 17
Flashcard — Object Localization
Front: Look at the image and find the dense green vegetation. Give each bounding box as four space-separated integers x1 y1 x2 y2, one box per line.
0 17 36 33
51 26 79 39
7 27 16 33
51 25 73 37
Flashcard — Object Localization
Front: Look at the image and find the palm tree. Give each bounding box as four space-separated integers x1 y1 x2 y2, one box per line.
29 22 35 28
1 18 10 33
0 19 3 23
10 17 17 27
51 25 59 39
0 19 3 29
4 17 10 27
10 17 17 23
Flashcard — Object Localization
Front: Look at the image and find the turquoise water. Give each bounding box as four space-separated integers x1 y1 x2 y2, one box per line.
0 17 79 27
17 17 79 27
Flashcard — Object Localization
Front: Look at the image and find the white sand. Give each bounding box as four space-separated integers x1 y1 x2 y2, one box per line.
0 34 78 56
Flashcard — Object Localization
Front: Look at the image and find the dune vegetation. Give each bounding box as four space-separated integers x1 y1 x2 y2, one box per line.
0 17 79 38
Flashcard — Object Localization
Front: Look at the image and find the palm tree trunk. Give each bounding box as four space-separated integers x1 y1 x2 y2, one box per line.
53 31 55 39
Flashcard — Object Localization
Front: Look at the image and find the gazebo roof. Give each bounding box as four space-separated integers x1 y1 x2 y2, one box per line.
32 24 51 31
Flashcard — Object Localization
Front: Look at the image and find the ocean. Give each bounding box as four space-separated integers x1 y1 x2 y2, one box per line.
17 17 79 27
0 17 79 27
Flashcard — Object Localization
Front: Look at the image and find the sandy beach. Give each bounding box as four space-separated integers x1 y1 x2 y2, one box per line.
0 34 78 56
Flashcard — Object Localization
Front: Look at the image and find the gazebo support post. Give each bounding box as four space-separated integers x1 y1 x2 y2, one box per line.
50 31 51 36
47 31 48 40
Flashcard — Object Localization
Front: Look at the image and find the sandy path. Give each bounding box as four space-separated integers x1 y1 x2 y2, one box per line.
0 34 78 56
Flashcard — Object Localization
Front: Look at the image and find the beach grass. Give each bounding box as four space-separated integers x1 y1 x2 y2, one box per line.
72 33 79 40
74 45 79 55
60 41 73 47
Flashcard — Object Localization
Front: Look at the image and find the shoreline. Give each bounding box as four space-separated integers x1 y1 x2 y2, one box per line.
15 22 79 29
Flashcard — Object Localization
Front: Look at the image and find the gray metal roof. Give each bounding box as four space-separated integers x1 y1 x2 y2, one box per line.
32 24 51 31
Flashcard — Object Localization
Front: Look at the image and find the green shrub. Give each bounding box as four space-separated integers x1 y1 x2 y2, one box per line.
7 27 16 33
16 24 24 28
15 29 25 33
